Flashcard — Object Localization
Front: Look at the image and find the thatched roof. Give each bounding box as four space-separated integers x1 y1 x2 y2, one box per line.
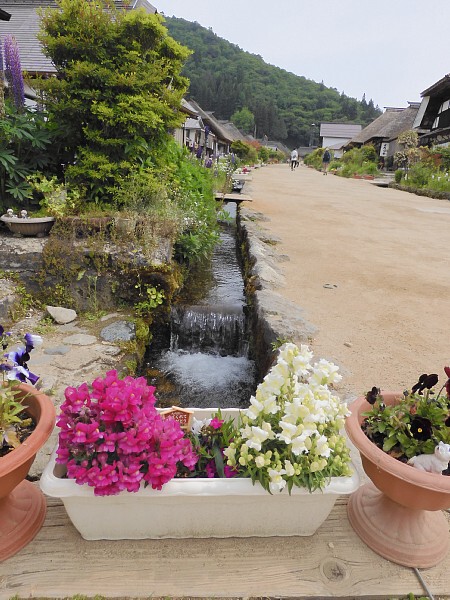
348 104 420 145
187 100 234 143
218 120 247 142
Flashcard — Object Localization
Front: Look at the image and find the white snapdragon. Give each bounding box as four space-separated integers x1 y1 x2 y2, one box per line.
309 358 342 386
284 460 296 477
245 395 264 420
255 455 266 468
291 432 312 455
225 343 352 493
315 434 332 458
244 425 271 451
268 467 287 493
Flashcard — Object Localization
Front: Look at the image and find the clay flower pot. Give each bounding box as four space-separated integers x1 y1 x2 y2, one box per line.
345 392 450 567
0 215 55 237
0 384 55 561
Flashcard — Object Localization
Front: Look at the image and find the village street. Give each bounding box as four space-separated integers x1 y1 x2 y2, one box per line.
246 163 450 402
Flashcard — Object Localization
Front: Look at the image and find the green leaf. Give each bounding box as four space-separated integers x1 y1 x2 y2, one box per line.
213 444 225 478
382 436 399 452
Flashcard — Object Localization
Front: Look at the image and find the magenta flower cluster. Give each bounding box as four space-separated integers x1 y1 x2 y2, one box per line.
56 370 198 496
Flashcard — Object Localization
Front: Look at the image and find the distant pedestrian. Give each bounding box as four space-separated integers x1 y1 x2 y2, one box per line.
290 148 298 171
322 148 331 175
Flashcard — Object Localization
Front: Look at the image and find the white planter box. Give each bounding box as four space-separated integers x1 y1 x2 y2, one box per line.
40 408 359 540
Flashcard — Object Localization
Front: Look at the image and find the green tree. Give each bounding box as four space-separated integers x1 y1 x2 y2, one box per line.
231 106 255 134
165 17 381 148
35 0 191 205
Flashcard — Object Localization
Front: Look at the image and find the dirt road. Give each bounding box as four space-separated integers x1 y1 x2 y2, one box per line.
247 163 450 401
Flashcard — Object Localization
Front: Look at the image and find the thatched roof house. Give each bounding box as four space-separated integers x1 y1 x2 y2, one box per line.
345 103 421 158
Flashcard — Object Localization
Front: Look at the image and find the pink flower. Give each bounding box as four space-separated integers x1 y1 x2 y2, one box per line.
210 417 224 430
57 371 198 496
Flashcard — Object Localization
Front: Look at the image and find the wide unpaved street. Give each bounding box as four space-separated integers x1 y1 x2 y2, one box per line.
247 163 450 401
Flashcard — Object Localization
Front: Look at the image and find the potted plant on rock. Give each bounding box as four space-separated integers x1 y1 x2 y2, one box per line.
345 371 450 568
40 343 359 540
0 325 55 561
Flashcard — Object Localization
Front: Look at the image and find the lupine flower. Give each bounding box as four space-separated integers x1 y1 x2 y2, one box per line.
3 35 24 111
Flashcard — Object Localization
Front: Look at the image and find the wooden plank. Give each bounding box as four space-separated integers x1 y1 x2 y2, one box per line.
1 496 450 599
215 193 252 202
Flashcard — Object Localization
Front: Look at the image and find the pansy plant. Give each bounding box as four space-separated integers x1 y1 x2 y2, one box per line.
362 368 450 460
1 324 42 449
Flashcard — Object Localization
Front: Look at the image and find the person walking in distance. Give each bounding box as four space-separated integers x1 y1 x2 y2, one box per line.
290 148 298 171
322 148 331 175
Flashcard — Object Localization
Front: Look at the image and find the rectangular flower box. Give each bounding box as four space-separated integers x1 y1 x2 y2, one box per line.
40 409 359 540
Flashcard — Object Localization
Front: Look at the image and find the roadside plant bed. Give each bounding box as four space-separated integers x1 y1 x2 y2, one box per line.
41 343 359 539
388 182 450 201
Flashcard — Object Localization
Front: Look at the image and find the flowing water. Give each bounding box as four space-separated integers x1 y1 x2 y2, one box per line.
145 203 256 409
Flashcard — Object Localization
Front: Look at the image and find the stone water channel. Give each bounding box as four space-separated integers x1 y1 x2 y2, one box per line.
144 202 257 409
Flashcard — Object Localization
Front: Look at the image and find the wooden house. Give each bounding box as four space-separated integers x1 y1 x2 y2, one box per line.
413 74 450 147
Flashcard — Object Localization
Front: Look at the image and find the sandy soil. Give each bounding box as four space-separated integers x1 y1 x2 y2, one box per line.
247 163 450 402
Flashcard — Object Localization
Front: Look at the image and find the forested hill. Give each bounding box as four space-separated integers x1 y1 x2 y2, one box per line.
164 17 381 147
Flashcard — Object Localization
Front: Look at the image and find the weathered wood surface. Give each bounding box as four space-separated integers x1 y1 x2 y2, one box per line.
1 496 450 599
215 193 252 202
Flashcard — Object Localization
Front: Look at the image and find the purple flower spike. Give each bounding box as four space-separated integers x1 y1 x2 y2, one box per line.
3 35 25 111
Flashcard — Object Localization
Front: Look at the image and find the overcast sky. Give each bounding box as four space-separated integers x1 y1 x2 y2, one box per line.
158 0 449 110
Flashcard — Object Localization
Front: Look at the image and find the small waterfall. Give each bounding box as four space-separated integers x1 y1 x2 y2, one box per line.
170 304 248 356
145 202 256 409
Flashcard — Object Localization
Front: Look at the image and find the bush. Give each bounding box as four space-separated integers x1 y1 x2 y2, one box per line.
394 169 403 184
408 163 432 187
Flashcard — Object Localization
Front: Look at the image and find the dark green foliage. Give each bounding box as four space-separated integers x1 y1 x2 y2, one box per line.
35 0 191 204
230 140 258 163
230 106 255 134
0 101 59 212
164 17 381 147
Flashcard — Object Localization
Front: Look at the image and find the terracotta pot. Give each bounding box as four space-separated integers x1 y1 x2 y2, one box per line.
0 384 55 561
345 392 450 567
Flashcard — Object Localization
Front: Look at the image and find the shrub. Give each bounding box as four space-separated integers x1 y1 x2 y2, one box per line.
408 163 432 187
394 169 403 184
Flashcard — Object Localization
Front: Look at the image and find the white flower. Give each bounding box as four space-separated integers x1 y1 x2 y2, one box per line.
224 343 352 493
245 396 264 420
245 425 271 451
223 445 236 462
277 420 299 444
268 468 287 493
255 455 265 468
191 417 211 436
291 433 311 455
310 358 342 386
315 434 331 458
284 460 295 477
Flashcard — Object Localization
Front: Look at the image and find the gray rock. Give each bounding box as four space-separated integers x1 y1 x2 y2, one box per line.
44 345 71 355
63 333 97 346
100 320 136 343
46 305 78 324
